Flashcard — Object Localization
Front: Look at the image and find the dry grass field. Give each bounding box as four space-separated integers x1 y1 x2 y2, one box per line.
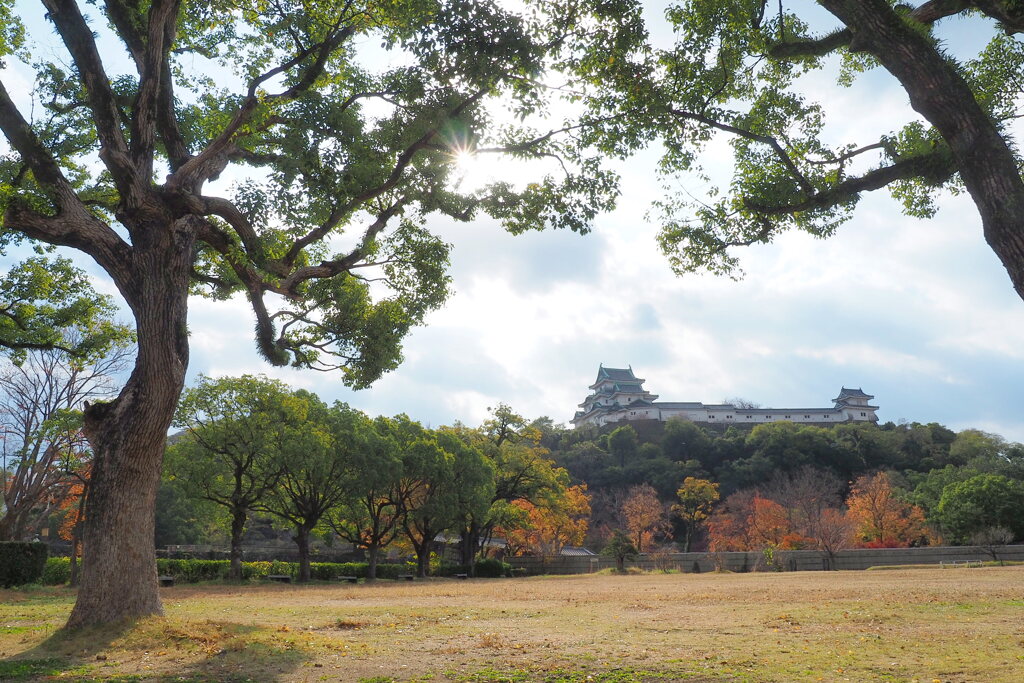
1 566 1022 682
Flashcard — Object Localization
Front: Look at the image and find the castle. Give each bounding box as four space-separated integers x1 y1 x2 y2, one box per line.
571 365 879 428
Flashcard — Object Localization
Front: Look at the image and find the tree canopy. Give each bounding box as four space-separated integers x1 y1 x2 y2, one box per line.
0 0 622 625
567 1 1024 299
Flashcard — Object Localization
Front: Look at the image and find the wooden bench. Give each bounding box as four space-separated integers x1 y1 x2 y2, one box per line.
158 575 175 587
397 574 415 581
339 576 358 584
267 574 292 583
454 573 469 580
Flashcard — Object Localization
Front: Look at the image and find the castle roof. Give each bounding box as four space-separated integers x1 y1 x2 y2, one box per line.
596 366 637 382
652 402 704 410
590 366 648 390
625 398 654 407
835 387 874 400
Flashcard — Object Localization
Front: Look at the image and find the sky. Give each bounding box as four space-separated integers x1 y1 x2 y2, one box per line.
5 3 1024 442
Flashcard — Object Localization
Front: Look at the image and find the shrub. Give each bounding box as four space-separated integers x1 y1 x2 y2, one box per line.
0 542 48 587
41 557 71 585
157 559 232 582
435 562 470 577
473 558 510 578
375 562 415 579
148 558 421 583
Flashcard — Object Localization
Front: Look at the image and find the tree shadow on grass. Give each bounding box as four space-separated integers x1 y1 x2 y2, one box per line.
0 617 310 681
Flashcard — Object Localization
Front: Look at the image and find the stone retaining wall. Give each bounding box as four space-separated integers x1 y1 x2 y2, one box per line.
508 544 1024 574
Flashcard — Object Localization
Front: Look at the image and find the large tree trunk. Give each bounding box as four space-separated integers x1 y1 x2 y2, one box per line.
366 542 379 581
69 486 88 587
415 545 429 578
412 527 433 578
819 0 1024 300
460 522 481 573
66 231 191 628
229 507 246 582
294 524 312 582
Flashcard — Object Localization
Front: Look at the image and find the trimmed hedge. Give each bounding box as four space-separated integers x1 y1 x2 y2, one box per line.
0 542 48 587
435 563 471 577
42 557 71 585
474 558 512 578
37 557 508 585
153 559 415 583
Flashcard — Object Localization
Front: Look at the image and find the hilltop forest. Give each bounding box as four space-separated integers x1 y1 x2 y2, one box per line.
150 380 1024 563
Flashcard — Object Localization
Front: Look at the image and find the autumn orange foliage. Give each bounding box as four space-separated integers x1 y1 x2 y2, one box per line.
845 472 932 547
708 492 813 552
501 484 591 556
621 484 670 553
56 462 91 546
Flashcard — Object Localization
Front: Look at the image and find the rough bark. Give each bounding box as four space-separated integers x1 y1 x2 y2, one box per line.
229 507 246 582
409 522 436 578
65 218 192 628
294 524 312 582
460 522 481 572
414 542 430 578
366 543 380 581
817 0 1024 300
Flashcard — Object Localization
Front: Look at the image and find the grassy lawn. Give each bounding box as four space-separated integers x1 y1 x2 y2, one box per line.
1 566 1022 682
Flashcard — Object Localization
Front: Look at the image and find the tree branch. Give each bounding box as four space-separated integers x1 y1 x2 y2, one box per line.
767 28 852 59
0 82 132 272
0 81 80 212
668 107 815 194
743 147 955 215
909 0 971 25
128 0 182 175
41 0 137 200
282 88 487 268
168 18 357 191
280 200 406 292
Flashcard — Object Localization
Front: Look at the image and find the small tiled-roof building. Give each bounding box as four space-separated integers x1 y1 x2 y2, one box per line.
571 365 879 428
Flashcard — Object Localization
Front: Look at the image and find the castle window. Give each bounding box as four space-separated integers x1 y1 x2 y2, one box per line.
726 415 732 419
860 412 866 417
804 415 810 419
746 415 752 419
709 414 714 419
785 415 791 419
823 415 830 419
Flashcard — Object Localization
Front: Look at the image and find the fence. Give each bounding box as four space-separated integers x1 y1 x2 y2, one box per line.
507 544 1024 575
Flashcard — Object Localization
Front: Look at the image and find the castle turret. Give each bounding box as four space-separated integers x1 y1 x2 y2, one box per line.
832 387 879 422
572 365 658 426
